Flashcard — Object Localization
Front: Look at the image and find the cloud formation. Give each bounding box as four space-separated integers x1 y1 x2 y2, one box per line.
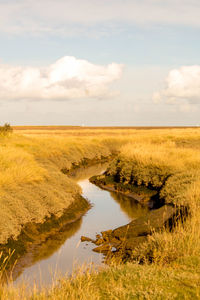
0 56 123 100
0 1 200 36
153 66 200 107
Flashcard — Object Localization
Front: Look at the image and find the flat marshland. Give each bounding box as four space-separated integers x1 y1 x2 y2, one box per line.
0 127 200 299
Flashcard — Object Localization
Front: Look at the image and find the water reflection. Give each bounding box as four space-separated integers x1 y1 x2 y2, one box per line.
69 162 109 181
5 162 149 288
11 217 83 282
110 192 149 220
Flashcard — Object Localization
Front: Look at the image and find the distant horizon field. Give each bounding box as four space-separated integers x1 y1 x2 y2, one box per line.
13 125 200 131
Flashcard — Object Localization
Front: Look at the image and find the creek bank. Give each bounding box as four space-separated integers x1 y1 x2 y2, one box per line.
89 174 160 208
61 155 114 176
0 195 90 281
0 158 114 278
81 204 185 263
0 160 113 282
82 173 187 263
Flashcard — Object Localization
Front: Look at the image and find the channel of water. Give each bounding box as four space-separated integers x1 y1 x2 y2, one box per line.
13 163 148 289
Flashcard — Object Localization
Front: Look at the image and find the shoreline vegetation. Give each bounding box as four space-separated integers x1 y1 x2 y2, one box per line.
0 126 200 299
0 131 118 245
0 194 90 282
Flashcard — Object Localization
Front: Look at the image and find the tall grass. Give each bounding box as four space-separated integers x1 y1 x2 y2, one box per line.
0 128 139 244
0 134 117 244
0 127 200 298
0 260 200 299
105 133 200 271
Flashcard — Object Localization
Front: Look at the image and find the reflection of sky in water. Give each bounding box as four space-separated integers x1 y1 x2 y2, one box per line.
14 167 146 289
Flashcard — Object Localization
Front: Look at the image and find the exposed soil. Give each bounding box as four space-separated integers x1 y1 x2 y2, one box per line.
89 174 160 208
61 156 113 176
81 204 184 263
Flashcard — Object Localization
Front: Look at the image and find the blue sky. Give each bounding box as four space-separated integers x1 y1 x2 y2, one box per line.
0 0 200 126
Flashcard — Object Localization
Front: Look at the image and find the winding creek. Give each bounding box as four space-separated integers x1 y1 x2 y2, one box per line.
11 163 148 289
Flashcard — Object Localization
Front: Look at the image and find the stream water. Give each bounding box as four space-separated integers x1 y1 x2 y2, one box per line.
13 163 148 289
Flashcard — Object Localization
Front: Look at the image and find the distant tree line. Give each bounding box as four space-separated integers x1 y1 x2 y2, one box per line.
0 123 13 135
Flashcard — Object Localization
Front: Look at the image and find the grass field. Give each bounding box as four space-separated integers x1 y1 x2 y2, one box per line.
0 129 120 244
0 126 200 299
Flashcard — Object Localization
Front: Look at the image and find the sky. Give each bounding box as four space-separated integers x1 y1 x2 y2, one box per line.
0 0 200 126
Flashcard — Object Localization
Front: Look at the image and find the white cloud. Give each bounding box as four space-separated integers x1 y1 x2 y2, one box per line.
153 66 200 107
0 0 200 36
0 56 123 100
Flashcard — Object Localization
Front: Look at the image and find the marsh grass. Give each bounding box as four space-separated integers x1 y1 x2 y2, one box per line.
103 130 200 294
0 127 200 298
0 260 199 299
0 133 118 244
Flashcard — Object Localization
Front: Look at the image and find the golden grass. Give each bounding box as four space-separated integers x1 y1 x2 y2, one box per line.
1 259 200 299
0 127 141 243
105 130 200 275
0 126 200 299
0 146 46 188
1 127 200 242
0 133 117 243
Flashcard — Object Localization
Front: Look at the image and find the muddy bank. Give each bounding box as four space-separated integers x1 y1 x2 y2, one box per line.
0 160 112 281
0 161 112 283
61 155 114 176
81 204 186 263
90 174 160 208
0 195 90 282
82 172 187 263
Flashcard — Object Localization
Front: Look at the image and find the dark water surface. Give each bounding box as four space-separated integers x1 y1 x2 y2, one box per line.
14 163 148 288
